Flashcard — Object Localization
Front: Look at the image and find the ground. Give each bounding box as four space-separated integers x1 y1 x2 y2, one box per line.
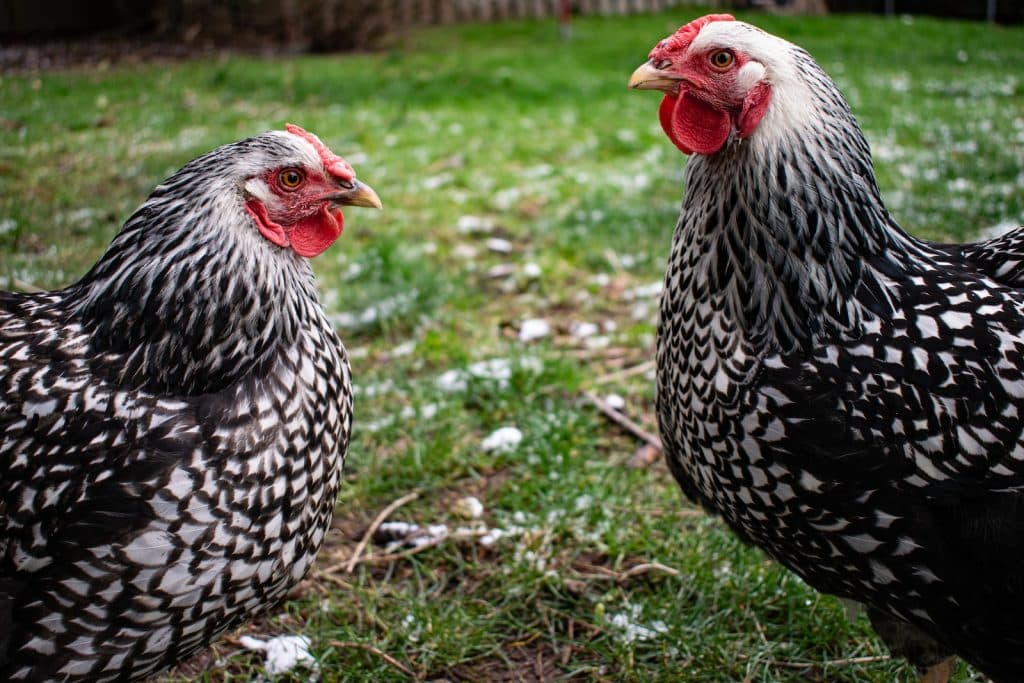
2 8 1023 682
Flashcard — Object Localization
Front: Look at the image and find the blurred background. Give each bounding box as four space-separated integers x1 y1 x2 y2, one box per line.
1 0 1021 67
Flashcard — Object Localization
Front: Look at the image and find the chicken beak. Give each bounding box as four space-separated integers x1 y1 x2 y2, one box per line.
334 180 382 209
629 61 680 92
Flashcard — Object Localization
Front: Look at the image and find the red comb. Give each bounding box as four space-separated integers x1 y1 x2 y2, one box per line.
650 13 735 59
285 123 355 181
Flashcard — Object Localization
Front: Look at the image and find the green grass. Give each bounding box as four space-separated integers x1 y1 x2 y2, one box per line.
3 7 1024 682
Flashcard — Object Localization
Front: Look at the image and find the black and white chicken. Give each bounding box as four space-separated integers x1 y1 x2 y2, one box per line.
0 125 380 682
631 14 1024 682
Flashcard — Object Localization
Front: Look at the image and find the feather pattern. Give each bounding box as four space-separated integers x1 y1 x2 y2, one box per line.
0 131 353 682
651 18 1024 680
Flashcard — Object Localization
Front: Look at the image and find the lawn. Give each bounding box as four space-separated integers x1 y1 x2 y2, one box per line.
2 7 1023 682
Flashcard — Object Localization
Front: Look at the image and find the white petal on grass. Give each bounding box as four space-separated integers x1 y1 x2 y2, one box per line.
400 403 439 421
570 321 599 339
452 496 485 520
518 318 551 342
457 215 494 234
606 603 669 644
631 302 652 320
522 262 542 279
625 281 663 300
604 394 626 411
362 416 394 433
354 379 396 397
453 244 478 259
436 370 467 392
608 613 669 643
436 357 543 392
421 173 450 190
481 426 523 453
329 291 417 330
238 635 317 676
377 521 420 538
390 340 416 357
486 237 514 254
487 263 516 279
411 524 449 548
402 613 423 643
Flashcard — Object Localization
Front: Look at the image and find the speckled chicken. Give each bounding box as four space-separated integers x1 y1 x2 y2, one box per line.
0 125 380 682
631 14 1024 682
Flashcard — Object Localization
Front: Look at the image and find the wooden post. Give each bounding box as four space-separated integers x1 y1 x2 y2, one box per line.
560 0 571 39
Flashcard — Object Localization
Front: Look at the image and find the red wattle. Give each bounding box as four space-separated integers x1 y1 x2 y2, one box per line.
669 91 731 156
659 95 693 154
285 205 343 258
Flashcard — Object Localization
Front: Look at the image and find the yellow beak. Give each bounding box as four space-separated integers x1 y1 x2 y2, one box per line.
335 180 382 209
628 61 681 92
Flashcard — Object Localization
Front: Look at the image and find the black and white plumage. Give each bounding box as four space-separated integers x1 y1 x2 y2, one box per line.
0 126 380 681
631 14 1024 682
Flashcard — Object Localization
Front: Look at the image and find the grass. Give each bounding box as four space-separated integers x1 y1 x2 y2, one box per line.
2 7 1024 682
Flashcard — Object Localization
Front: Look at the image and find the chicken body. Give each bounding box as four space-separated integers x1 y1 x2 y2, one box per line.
633 15 1024 681
0 128 378 681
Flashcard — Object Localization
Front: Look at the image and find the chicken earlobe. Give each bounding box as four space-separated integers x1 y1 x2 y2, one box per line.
245 199 289 248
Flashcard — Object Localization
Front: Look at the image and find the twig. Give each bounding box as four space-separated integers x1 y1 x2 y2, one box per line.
343 490 420 573
604 249 626 273
626 442 662 469
584 391 662 451
749 608 769 647
311 570 354 592
347 528 489 568
328 640 416 679
573 561 680 583
592 360 656 386
741 654 891 669
620 562 680 579
562 346 636 360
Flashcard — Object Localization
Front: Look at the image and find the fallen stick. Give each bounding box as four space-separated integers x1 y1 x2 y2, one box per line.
584 391 662 452
343 490 420 573
740 653 891 669
328 640 416 678
573 560 680 583
592 359 656 385
348 528 489 568
563 346 636 360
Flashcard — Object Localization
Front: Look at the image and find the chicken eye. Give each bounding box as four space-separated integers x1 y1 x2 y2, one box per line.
710 50 734 69
278 169 304 190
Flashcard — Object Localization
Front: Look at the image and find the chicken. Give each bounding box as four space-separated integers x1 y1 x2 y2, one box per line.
630 14 1024 682
0 124 380 682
